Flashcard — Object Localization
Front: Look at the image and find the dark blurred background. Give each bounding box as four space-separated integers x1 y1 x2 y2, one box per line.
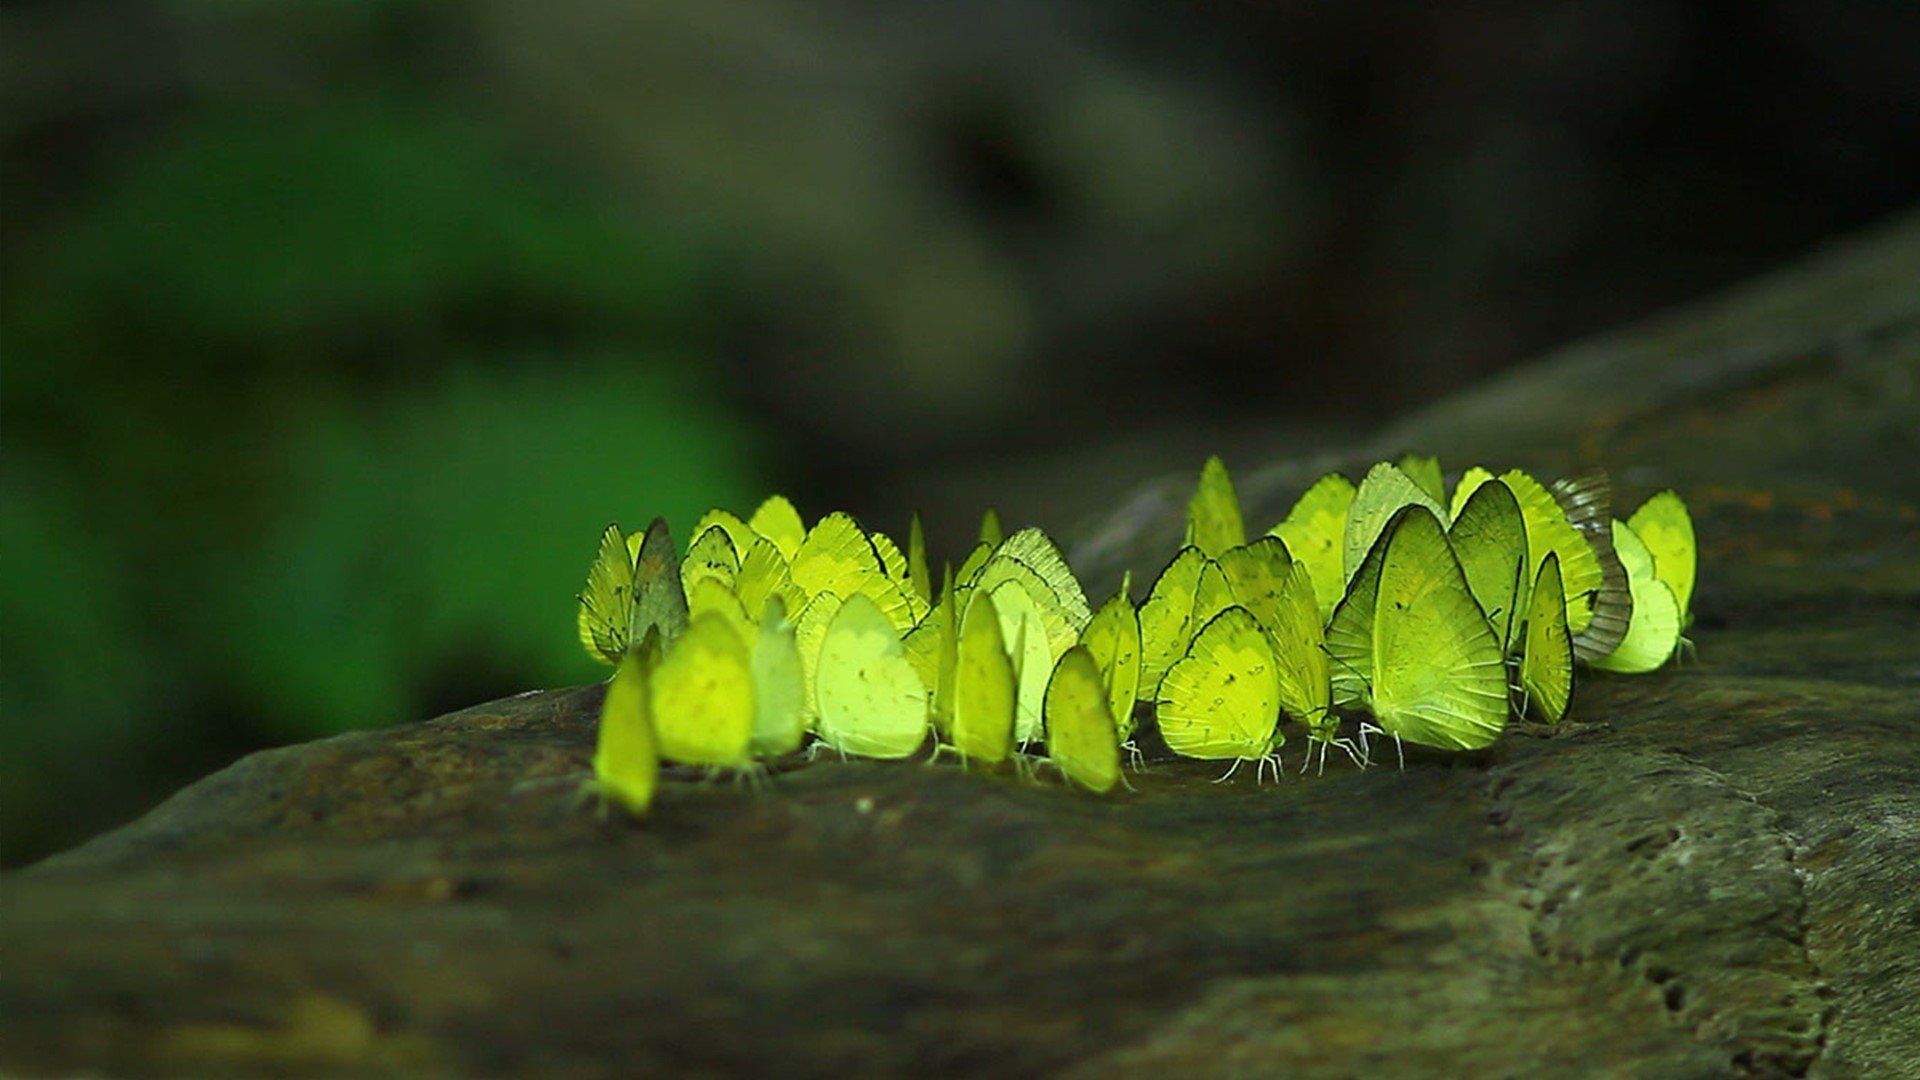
4 0 1918 866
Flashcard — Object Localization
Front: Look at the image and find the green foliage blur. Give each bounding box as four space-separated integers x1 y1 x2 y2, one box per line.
2 97 765 865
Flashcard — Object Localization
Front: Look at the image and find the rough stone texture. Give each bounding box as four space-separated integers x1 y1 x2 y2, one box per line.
4 212 1919 1078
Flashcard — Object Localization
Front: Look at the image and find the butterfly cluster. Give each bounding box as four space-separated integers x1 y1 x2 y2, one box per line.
576 454 1696 815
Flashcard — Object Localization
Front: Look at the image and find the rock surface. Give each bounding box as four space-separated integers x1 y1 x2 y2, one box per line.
5 213 1920 1078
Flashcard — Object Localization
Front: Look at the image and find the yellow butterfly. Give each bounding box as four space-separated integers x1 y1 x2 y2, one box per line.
748 494 807 560
1589 519 1682 674
813 594 929 759
1455 468 1609 651
749 596 808 757
1268 471 1356 621
680 523 740 601
1044 646 1122 793
947 587 1016 765
1626 490 1696 630
586 640 661 816
1185 454 1247 558
1156 607 1284 780
1326 506 1508 758
650 610 756 770
576 517 688 666
790 512 919 632
1447 476 1531 654
1078 586 1142 743
1343 461 1448 588
1518 552 1573 722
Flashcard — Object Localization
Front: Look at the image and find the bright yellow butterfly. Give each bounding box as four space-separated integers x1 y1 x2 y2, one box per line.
1590 519 1682 674
948 587 1016 765
1269 471 1356 621
790 512 918 632
587 642 660 816
1626 490 1696 629
1447 477 1531 653
813 594 929 759
1326 506 1508 756
1156 606 1284 779
1078 587 1142 742
1518 551 1573 722
748 494 807 560
1185 455 1247 558
1044 646 1121 793
577 517 688 666
651 611 756 770
1343 461 1447 587
749 596 807 757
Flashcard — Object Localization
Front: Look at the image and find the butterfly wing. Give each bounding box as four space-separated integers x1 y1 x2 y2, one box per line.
1370 508 1509 751
814 594 929 758
1519 552 1574 723
590 647 659 814
1156 607 1281 761
651 611 755 768
1045 647 1121 793
1185 455 1247 558
1590 520 1683 674
951 588 1016 764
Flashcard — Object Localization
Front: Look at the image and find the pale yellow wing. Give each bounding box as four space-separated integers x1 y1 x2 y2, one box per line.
993 528 1093 631
950 587 1016 764
650 611 755 768
1370 508 1510 751
577 523 635 665
792 591 845 728
790 512 917 632
1519 552 1573 723
1270 560 1332 739
590 647 658 815
692 508 757 561
1215 535 1295 640
748 495 807 560
1590 520 1682 674
1344 461 1447 585
1156 606 1281 762
680 524 741 601
1136 546 1207 701
814 594 929 759
1079 587 1142 741
1501 470 1603 639
1325 514 1390 710
1185 454 1247 558
989 579 1055 745
1269 471 1356 621
1045 647 1121 793
749 596 807 757
1447 477 1531 653
734 536 805 625
1627 490 1696 620
968 555 1082 661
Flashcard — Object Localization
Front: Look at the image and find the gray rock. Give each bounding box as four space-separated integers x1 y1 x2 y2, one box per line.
6 213 1920 1078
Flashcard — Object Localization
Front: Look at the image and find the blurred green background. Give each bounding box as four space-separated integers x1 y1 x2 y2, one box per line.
4 0 1918 865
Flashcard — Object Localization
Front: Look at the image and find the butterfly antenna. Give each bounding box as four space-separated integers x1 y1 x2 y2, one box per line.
1211 757 1243 784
